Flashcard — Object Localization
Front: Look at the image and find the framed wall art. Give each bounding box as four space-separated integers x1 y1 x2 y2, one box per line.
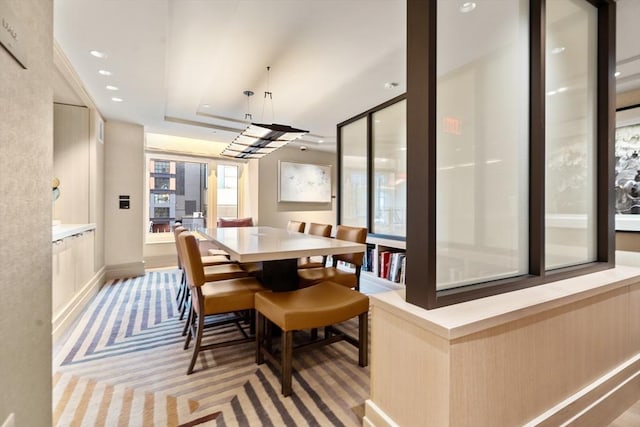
278 161 332 203
615 105 640 231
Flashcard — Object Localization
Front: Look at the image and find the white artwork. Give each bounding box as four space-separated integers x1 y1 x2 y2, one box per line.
278 161 332 203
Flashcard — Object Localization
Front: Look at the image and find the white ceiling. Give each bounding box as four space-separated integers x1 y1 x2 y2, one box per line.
53 0 406 153
52 0 640 154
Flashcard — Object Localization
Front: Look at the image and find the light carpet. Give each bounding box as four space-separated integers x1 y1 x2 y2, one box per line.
52 270 369 426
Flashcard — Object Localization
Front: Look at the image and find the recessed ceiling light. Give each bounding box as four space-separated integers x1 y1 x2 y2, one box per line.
98 69 112 76
318 139 324 143
556 87 568 93
90 50 107 58
384 82 399 89
106 85 119 91
202 104 211 108
615 71 621 77
111 97 123 102
460 2 476 13
547 90 557 96
551 47 565 55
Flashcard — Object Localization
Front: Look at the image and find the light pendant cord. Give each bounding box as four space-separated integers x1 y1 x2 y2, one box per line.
261 66 275 123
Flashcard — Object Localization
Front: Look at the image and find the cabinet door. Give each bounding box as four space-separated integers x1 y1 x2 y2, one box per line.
52 239 74 317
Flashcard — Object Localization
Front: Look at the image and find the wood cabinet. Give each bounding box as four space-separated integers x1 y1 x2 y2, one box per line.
52 229 95 338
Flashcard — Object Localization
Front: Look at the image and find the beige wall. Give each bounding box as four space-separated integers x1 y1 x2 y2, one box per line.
0 1 53 425
257 147 336 229
53 103 90 223
104 121 145 276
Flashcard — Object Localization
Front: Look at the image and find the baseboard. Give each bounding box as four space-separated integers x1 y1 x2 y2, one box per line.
143 254 177 269
527 353 640 426
364 400 400 427
105 261 145 280
52 266 106 344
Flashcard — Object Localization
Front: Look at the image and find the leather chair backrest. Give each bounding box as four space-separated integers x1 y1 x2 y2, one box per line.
332 225 367 266
217 217 253 227
307 223 332 237
178 232 205 287
287 220 305 233
173 226 187 269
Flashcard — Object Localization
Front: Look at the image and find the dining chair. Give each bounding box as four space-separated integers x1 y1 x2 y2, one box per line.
298 223 332 269
174 226 233 313
255 280 369 396
178 231 267 374
297 225 367 291
286 220 306 233
217 217 253 227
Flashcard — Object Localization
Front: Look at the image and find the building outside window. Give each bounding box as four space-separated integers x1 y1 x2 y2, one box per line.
217 164 238 219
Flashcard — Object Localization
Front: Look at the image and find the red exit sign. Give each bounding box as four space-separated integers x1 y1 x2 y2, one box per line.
443 116 462 135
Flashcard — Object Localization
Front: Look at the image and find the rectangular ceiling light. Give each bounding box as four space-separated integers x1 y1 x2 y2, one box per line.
221 123 308 159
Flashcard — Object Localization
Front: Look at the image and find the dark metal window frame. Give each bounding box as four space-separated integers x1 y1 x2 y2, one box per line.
406 0 616 309
337 93 407 242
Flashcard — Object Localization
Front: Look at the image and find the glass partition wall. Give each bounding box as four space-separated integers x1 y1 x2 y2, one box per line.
338 95 407 239
406 0 615 309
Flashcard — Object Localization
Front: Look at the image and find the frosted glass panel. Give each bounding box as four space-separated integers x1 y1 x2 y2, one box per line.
545 0 597 270
436 0 529 290
340 117 368 227
372 100 406 236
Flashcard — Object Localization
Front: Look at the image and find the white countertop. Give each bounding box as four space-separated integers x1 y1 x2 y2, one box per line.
371 265 640 340
52 223 96 242
199 226 366 263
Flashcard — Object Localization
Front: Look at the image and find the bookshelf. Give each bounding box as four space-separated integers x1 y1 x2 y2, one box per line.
362 236 406 288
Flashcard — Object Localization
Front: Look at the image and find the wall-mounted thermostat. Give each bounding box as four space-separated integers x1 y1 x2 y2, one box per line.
119 195 130 209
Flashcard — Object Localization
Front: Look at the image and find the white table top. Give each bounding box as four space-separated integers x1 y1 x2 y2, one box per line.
199 226 366 263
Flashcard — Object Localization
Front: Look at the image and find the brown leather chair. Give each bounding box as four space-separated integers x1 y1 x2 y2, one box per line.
174 226 248 328
178 232 266 374
217 217 253 227
297 225 367 291
255 281 369 396
174 226 232 316
286 220 305 233
298 223 332 269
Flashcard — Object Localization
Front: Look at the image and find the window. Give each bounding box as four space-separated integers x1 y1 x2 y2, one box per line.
217 164 238 218
435 0 529 289
405 0 614 309
154 177 170 190
147 157 208 232
545 0 598 270
154 160 170 174
340 117 368 228
372 100 407 237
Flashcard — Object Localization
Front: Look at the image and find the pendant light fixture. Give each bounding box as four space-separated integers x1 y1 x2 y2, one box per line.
222 66 308 159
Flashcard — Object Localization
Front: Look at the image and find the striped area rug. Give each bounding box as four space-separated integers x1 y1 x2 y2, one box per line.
52 270 369 426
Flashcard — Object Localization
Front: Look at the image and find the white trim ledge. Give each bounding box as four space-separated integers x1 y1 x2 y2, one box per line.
371 265 640 340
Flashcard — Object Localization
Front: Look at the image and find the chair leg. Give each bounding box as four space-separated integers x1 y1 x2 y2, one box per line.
358 312 368 367
182 300 192 337
281 330 293 396
176 269 184 302
187 308 204 374
179 287 190 320
310 328 318 341
256 312 264 364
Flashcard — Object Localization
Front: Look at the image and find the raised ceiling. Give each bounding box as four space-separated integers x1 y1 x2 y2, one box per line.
53 0 406 152
53 0 640 154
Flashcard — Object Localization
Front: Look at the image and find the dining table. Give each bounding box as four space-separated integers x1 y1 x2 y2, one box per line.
197 226 366 292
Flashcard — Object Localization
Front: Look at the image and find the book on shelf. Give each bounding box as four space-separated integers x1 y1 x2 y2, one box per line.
379 251 392 279
388 253 405 283
399 256 407 284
